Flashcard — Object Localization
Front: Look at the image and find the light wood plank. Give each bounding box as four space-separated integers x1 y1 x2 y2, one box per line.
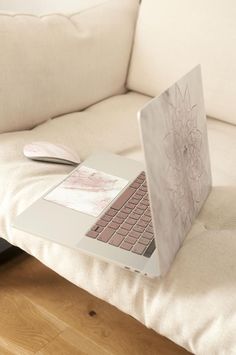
0 337 25 355
0 285 66 353
0 254 191 355
36 327 109 355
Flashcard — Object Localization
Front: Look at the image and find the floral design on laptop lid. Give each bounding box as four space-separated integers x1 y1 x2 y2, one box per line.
138 65 212 275
164 84 205 230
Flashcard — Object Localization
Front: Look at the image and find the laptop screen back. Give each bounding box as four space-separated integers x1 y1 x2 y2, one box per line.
138 65 212 275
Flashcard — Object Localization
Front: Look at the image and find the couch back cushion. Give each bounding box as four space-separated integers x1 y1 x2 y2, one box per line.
127 0 236 125
0 0 139 133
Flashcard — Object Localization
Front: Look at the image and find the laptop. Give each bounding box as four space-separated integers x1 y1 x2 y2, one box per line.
13 65 212 277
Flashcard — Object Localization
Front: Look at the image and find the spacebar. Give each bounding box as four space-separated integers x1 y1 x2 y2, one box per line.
112 186 136 210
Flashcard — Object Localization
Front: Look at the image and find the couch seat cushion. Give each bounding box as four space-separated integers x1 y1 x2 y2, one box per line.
1 91 236 354
0 92 151 238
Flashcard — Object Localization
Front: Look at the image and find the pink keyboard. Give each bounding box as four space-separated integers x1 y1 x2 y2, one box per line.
85 172 156 258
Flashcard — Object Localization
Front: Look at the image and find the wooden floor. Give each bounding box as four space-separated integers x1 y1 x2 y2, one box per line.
0 253 191 355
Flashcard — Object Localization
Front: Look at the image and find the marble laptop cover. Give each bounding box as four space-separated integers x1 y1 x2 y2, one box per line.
138 65 212 275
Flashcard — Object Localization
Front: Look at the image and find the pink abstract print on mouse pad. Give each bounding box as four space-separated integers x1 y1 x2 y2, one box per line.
44 166 128 217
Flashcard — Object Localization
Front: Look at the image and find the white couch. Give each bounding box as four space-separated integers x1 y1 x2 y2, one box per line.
1 0 236 353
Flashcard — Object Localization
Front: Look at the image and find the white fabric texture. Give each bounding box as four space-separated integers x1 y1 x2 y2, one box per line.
0 0 139 133
127 0 236 125
1 92 236 354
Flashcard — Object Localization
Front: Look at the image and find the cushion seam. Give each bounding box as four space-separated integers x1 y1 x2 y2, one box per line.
0 0 110 19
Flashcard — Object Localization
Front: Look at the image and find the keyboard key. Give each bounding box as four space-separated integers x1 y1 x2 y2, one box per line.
102 214 112 222
106 208 117 217
133 225 145 233
117 211 128 220
120 242 133 251
139 237 150 246
132 243 146 255
130 198 139 205
144 239 156 257
130 182 140 189
140 186 147 192
136 177 144 184
133 193 142 200
134 208 143 215
139 172 145 180
97 219 108 227
142 215 151 223
142 231 153 240
126 202 136 209
109 234 124 246
117 228 128 236
109 222 120 230
135 190 145 197
113 216 124 224
137 205 146 212
139 202 148 209
112 187 135 210
146 225 153 233
121 207 132 214
97 227 114 242
125 236 137 245
96 226 104 233
129 230 141 239
122 223 132 231
130 213 140 220
140 199 149 207
136 178 143 185
137 220 147 228
126 217 136 225
86 230 98 239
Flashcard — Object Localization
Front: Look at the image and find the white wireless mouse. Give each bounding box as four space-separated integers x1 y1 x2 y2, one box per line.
23 141 80 166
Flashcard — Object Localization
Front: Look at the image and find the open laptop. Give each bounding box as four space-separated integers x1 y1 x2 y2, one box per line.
13 65 212 277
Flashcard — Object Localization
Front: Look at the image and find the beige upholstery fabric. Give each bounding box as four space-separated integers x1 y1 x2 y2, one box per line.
127 0 236 125
0 92 150 164
0 0 139 133
1 92 236 354
0 0 106 14
208 119 236 186
0 92 151 237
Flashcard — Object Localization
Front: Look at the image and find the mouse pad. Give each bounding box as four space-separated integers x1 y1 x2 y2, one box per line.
44 166 128 217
